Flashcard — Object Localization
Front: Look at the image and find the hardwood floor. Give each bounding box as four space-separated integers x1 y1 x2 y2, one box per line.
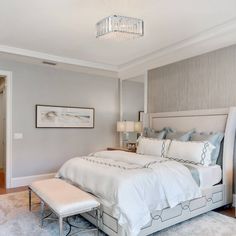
0 186 28 195
0 168 5 189
214 206 235 218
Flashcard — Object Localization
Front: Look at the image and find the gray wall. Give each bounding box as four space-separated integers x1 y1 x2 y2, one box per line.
0 92 3 169
148 44 236 113
122 80 144 142
0 58 119 178
148 44 236 193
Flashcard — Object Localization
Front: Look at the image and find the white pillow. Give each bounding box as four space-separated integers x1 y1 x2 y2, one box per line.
136 137 171 157
167 140 216 166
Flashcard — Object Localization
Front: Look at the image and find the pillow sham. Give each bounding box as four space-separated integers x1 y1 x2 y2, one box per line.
165 129 194 141
166 140 216 166
190 132 224 165
143 127 166 139
136 137 171 157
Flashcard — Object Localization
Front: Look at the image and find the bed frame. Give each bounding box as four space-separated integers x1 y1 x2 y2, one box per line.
82 107 236 236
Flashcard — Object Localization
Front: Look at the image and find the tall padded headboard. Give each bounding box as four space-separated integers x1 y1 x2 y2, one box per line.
148 107 236 205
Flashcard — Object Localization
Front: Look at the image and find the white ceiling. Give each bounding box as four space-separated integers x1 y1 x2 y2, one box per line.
1 0 236 68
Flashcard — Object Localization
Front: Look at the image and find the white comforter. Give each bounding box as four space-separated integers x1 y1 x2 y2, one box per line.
57 151 202 236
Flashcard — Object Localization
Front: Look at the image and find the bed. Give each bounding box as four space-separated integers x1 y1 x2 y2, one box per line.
57 107 236 236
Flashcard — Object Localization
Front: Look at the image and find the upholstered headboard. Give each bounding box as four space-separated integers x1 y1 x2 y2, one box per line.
148 107 236 204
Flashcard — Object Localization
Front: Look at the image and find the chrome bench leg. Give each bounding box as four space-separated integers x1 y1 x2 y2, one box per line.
96 208 100 236
28 188 32 211
59 216 63 236
40 201 45 227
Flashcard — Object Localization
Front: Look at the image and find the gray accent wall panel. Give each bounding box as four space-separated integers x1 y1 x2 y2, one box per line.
148 45 236 113
148 44 236 193
0 58 119 178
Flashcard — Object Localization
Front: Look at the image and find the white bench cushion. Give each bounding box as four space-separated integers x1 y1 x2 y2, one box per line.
29 178 99 217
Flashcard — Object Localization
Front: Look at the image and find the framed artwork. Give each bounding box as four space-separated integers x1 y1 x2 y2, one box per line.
138 111 144 122
36 105 95 128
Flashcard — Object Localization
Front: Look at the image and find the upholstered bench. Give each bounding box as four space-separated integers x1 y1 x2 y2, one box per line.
29 178 100 236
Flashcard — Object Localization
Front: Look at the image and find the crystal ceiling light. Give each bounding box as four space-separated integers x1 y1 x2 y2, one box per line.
96 15 144 40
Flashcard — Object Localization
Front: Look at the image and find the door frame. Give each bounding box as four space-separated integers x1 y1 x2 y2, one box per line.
0 70 12 188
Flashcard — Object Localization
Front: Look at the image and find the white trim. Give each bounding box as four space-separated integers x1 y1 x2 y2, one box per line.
1 18 236 79
11 172 56 188
233 194 236 207
119 79 123 147
0 70 12 189
0 45 118 72
144 71 148 114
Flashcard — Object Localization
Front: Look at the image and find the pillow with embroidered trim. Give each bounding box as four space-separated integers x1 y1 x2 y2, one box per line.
142 127 167 139
136 136 171 157
190 132 224 165
166 140 216 166
166 128 195 141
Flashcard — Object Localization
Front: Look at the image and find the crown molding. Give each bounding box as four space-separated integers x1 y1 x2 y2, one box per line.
1 17 236 79
0 45 118 72
119 17 236 79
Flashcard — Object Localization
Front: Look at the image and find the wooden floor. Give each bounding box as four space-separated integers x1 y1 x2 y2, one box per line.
0 168 28 194
0 186 28 195
214 206 235 218
0 168 5 189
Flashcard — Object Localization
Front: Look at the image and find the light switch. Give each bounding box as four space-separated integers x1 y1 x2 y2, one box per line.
14 133 23 139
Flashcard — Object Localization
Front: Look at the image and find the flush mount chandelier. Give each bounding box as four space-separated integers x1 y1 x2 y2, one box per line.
96 15 144 40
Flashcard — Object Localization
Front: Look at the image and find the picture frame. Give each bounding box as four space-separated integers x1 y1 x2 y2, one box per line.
35 105 95 128
138 111 144 122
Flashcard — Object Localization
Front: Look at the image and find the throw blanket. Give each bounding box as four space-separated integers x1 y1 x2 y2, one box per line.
57 151 202 236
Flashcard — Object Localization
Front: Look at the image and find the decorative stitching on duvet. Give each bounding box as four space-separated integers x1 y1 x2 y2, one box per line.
80 157 146 170
165 156 201 165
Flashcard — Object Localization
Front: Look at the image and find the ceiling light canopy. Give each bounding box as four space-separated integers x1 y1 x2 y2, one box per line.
96 15 144 40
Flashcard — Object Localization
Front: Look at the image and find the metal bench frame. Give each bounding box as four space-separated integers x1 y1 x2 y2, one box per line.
28 187 100 236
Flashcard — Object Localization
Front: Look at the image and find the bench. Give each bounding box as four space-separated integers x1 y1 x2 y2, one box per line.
29 178 100 236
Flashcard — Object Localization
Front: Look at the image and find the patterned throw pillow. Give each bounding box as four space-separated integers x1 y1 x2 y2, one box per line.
166 140 216 166
136 136 171 157
190 132 224 165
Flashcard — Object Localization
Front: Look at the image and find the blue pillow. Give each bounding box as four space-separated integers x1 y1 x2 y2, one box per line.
190 132 224 165
143 127 166 139
166 128 195 141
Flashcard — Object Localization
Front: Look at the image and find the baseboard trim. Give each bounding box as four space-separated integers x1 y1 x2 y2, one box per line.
11 172 56 188
233 194 236 207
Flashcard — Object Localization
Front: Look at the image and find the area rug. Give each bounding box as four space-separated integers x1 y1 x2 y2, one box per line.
0 191 236 236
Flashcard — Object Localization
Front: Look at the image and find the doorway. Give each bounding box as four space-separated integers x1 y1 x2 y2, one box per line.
0 77 6 190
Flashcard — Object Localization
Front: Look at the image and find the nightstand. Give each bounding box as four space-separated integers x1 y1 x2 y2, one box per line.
107 147 136 153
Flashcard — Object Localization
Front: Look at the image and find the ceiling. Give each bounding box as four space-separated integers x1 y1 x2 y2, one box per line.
1 0 236 75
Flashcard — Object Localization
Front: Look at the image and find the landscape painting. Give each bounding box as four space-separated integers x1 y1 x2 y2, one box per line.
36 105 94 128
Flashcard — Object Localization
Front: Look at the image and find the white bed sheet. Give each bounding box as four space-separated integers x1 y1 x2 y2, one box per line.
185 163 222 188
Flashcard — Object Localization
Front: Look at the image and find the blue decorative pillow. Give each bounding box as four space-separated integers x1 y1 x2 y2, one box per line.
190 132 224 165
166 128 195 142
143 127 166 139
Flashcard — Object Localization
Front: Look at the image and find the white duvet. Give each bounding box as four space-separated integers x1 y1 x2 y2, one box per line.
57 151 202 236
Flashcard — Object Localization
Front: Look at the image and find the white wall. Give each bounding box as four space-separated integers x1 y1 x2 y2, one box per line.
0 57 119 178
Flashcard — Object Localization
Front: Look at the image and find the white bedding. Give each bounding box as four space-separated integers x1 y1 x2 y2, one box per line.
184 163 222 188
57 151 202 236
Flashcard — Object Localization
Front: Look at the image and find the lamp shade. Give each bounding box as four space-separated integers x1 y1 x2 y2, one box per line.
117 121 142 133
117 121 125 132
134 122 142 133
125 121 135 132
